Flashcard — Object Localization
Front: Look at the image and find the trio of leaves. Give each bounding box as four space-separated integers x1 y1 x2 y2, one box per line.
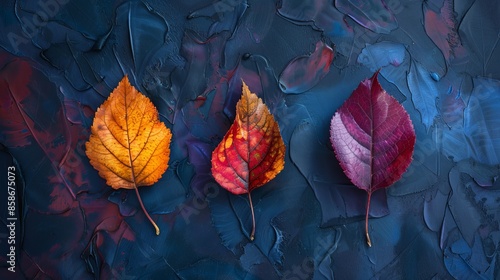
86 73 415 246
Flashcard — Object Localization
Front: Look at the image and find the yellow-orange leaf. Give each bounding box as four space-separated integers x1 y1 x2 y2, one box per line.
211 81 285 240
85 75 172 235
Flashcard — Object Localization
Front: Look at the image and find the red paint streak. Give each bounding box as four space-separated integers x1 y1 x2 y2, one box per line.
424 0 467 62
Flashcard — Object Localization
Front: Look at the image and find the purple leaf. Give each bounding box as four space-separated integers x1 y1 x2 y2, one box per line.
330 72 416 246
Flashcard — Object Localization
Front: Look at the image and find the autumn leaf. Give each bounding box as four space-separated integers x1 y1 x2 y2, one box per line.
330 72 415 246
211 81 286 241
86 75 172 235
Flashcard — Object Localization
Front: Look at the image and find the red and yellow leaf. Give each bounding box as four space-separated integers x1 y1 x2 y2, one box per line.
211 81 285 240
330 72 416 246
86 75 172 235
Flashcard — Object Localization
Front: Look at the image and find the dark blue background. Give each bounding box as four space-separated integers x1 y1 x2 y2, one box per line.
1 0 499 279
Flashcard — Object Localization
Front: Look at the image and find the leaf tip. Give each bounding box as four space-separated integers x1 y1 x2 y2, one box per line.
120 74 132 88
241 80 251 97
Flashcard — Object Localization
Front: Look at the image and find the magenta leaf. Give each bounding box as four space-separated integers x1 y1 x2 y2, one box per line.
330 72 416 246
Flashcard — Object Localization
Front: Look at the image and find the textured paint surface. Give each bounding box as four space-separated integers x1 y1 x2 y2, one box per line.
279 41 334 94
357 41 405 72
0 0 499 279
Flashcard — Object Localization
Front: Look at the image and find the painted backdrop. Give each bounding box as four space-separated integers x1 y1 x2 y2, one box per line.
1 0 499 279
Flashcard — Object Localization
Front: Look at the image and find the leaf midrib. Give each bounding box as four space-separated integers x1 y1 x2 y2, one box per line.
245 93 251 190
369 85 375 194
124 86 138 188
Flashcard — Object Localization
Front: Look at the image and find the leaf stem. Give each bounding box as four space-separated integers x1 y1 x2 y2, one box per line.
248 192 255 241
133 185 160 235
365 191 372 247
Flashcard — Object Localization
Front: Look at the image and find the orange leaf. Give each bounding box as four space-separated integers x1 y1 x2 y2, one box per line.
85 76 172 235
211 81 285 240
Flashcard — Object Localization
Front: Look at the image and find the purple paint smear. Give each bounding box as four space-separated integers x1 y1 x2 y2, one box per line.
279 40 334 94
